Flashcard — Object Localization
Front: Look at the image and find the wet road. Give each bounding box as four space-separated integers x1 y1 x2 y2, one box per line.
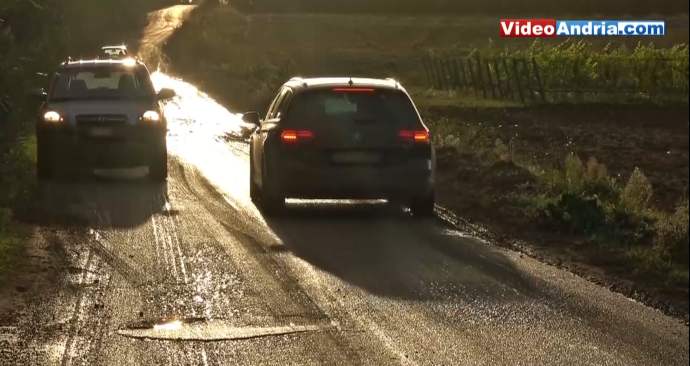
2 5 688 366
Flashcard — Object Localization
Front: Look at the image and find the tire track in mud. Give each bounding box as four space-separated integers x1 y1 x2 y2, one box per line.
53 182 216 366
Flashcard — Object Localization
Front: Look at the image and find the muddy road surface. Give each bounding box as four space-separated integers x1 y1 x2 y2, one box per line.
1 5 688 366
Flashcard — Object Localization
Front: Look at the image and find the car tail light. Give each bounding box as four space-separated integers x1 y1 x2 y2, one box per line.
399 130 430 144
332 88 376 93
281 129 315 144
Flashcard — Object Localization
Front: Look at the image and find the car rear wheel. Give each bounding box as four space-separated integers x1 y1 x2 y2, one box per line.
410 191 435 217
258 159 285 215
249 151 260 203
149 148 168 182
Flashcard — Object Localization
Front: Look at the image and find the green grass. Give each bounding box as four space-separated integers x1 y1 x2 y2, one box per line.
0 137 36 281
0 209 25 281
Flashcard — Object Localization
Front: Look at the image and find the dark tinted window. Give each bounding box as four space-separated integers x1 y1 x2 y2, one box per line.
49 66 155 101
286 89 420 128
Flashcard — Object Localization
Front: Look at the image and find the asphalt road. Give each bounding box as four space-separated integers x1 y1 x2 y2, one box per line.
1 5 688 366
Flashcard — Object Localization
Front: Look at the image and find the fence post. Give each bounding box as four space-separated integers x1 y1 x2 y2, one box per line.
521 59 536 103
511 58 525 104
466 58 478 97
422 55 432 88
494 58 507 98
439 58 448 90
485 59 498 98
475 53 488 98
501 57 515 101
432 57 442 89
443 58 453 90
532 57 546 103
451 58 460 89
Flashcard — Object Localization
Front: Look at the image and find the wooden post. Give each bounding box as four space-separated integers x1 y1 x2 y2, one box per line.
511 58 525 104
532 57 546 103
422 55 432 88
451 58 460 89
466 58 478 97
485 58 497 98
520 59 535 103
457 58 467 88
475 53 487 98
432 57 442 89
501 57 516 101
439 58 448 90
494 58 506 98
443 58 453 90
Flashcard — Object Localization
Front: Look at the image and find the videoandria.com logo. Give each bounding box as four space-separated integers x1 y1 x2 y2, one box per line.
499 19 666 37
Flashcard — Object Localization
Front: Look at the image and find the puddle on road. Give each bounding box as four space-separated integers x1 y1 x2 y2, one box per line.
118 318 321 342
0 326 19 344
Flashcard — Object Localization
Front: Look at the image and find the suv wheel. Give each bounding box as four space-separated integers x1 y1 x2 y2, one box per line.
36 138 54 181
410 191 435 217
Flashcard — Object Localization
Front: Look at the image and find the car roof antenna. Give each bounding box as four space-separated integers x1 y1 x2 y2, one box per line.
348 77 354 86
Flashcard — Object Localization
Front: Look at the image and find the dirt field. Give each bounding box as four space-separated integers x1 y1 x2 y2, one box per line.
426 105 689 210
424 105 689 317
164 6 690 112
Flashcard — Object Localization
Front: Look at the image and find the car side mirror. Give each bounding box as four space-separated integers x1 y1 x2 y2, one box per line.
30 88 47 102
242 111 261 126
157 88 176 100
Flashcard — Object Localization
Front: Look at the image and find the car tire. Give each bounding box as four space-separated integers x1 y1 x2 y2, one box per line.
149 147 168 182
36 137 53 181
249 150 260 204
258 158 285 216
410 191 435 217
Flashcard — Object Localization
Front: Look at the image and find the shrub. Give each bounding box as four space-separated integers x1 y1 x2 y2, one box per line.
543 192 606 235
564 153 585 193
620 167 653 214
654 201 690 265
493 138 511 162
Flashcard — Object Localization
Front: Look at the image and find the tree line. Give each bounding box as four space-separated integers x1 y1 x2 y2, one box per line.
228 0 688 16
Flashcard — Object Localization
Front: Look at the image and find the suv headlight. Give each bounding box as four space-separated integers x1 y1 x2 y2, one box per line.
43 111 63 123
141 110 161 123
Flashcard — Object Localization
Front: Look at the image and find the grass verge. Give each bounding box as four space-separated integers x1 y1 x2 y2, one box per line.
0 136 36 281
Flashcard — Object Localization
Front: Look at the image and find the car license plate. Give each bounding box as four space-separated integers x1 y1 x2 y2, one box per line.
89 127 114 137
331 151 381 164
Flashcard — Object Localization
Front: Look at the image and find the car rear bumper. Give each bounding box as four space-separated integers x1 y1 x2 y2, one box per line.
38 125 165 169
278 159 434 199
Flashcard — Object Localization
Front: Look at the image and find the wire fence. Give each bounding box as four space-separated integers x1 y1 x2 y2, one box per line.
422 53 689 104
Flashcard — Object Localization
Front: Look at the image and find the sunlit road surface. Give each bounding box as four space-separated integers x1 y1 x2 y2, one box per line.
2 6 688 366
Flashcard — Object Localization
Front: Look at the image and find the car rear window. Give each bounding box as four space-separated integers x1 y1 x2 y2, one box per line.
49 66 155 101
286 89 420 128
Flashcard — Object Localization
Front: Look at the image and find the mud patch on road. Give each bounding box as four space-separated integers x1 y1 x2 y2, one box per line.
118 317 322 342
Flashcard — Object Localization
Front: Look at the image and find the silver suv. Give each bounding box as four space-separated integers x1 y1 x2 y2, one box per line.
35 58 175 181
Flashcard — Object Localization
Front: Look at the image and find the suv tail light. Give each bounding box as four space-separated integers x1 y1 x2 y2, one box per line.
399 130 430 144
281 129 315 144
